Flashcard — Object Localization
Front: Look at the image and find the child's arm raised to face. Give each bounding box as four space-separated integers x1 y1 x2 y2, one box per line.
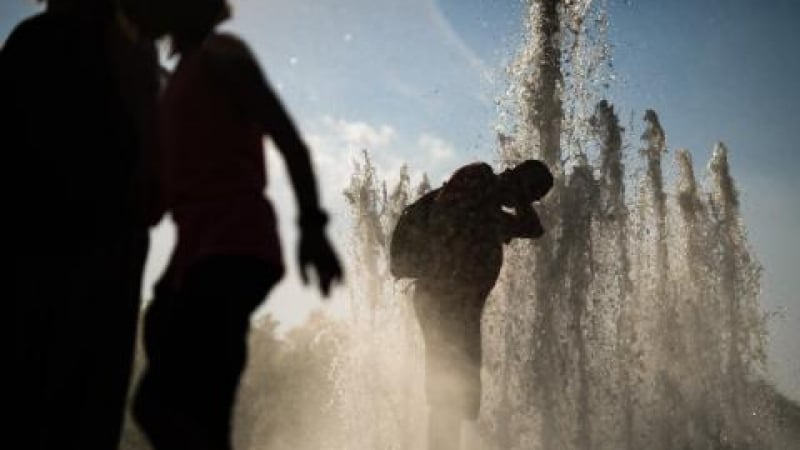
501 202 545 243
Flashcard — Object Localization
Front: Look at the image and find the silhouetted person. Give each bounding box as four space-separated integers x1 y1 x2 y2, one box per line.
130 1 343 449
3 0 161 449
391 160 553 450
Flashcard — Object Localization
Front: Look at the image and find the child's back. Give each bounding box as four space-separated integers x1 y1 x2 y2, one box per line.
160 33 284 285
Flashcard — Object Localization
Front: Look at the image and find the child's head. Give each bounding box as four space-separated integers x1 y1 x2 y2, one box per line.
122 0 230 51
500 160 553 203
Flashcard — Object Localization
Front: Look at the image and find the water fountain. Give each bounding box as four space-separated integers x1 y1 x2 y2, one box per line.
338 1 793 449
479 1 780 448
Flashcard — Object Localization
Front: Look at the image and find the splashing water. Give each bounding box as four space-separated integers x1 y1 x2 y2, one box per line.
483 2 782 449
229 1 797 450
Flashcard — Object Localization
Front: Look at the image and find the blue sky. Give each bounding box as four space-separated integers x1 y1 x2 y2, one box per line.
3 0 798 400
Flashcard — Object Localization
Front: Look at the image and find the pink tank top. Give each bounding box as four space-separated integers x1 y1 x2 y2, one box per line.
160 40 283 285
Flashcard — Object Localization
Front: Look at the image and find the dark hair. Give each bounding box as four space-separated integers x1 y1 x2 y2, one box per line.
510 159 553 201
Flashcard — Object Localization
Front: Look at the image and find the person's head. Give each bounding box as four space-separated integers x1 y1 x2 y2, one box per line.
499 159 553 203
122 0 230 51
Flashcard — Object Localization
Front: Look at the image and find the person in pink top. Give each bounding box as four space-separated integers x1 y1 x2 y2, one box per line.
132 1 342 449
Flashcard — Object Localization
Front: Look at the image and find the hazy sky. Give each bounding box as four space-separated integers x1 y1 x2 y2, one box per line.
2 0 797 400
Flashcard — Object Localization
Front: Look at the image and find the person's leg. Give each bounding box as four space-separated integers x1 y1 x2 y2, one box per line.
134 256 281 450
134 274 206 450
12 252 69 450
424 306 481 450
34 235 149 450
414 283 490 450
460 288 487 422
79 233 149 449
414 283 469 450
456 289 489 450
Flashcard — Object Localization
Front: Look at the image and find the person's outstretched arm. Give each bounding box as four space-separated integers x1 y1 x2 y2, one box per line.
207 34 343 295
266 95 343 296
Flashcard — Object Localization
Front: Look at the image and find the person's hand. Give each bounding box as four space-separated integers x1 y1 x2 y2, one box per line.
298 228 343 297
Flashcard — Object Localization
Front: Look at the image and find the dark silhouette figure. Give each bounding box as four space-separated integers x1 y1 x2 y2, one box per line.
391 160 553 450
130 1 343 449
3 1 161 449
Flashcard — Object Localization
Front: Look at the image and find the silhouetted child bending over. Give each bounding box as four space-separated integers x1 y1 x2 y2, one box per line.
391 160 553 450
132 2 342 449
